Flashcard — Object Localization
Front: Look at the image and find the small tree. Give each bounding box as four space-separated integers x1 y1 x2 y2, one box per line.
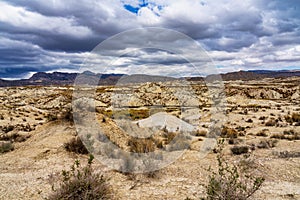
203 140 264 200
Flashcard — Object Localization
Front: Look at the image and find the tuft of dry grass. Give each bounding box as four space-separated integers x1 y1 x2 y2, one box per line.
127 138 156 153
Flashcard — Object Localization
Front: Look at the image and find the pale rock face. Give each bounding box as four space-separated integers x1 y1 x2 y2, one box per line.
291 91 299 100
136 112 196 133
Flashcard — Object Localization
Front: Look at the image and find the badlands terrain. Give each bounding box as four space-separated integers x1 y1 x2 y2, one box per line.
0 76 300 199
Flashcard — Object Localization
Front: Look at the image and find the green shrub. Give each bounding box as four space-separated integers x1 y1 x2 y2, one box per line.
49 155 112 200
203 140 264 200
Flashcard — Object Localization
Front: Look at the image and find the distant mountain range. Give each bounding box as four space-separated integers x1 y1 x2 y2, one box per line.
0 70 299 87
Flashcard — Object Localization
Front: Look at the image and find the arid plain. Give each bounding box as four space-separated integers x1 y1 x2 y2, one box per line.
0 76 300 199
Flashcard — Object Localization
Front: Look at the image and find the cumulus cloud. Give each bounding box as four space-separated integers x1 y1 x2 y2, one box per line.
0 0 299 78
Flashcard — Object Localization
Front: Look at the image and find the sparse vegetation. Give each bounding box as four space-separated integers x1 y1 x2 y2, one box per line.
202 140 264 200
195 129 207 137
271 130 299 140
48 155 113 200
0 132 30 143
257 139 278 149
1 125 14 133
275 151 300 159
284 113 300 124
64 137 89 154
231 145 249 155
221 126 239 138
265 119 276 126
256 129 269 137
0 141 14 153
128 137 155 153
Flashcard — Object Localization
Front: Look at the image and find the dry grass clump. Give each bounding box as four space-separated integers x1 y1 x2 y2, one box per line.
48 155 113 200
64 137 89 154
127 137 155 153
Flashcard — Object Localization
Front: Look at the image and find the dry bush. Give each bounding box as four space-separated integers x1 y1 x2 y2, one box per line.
265 119 276 126
128 109 149 120
246 119 253 123
64 137 89 154
46 112 58 121
0 132 30 143
128 138 155 153
283 129 295 135
203 140 264 200
163 131 177 144
258 116 266 120
275 151 300 159
231 145 249 155
166 134 191 151
0 141 14 153
195 130 207 137
256 129 269 137
292 113 300 122
271 130 299 140
1 125 14 133
270 133 286 140
48 155 113 200
257 139 278 149
284 112 300 124
221 126 238 138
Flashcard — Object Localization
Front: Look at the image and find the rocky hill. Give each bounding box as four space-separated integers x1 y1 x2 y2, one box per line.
0 70 299 87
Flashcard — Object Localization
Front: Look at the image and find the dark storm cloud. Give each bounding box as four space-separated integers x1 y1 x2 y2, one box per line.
0 0 299 78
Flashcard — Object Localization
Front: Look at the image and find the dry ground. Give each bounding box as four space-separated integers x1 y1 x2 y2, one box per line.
0 77 300 199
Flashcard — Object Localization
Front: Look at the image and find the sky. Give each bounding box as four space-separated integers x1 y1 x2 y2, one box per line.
0 0 300 79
